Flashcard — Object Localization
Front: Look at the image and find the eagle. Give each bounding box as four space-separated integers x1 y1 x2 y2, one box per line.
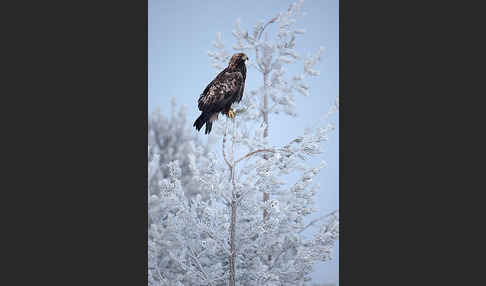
193 53 248 134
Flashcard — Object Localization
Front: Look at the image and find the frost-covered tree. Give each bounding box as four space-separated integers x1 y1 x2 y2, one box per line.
149 1 339 285
148 99 211 198
148 100 215 285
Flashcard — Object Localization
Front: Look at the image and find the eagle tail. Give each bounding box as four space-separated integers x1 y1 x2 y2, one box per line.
193 112 212 134
205 122 212 134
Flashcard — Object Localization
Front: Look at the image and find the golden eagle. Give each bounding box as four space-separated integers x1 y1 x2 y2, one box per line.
193 53 248 134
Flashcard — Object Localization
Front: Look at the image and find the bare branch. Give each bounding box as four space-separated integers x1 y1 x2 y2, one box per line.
235 149 276 164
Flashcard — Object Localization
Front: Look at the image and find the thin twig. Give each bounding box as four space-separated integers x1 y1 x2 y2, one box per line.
207 274 228 283
267 247 287 272
235 149 276 164
199 177 231 204
254 15 279 72
155 263 166 284
188 246 214 286
236 187 253 203
266 214 339 274
204 229 231 255
298 211 338 234
257 16 279 41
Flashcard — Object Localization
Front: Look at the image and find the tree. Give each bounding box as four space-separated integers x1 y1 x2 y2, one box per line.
148 99 211 199
148 100 215 285
148 1 339 285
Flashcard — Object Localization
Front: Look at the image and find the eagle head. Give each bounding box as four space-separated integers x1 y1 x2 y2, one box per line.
228 53 249 68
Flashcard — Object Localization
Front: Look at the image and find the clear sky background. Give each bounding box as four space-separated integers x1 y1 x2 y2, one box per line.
149 0 339 284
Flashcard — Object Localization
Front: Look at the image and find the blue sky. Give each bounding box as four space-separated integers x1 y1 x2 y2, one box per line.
149 0 339 284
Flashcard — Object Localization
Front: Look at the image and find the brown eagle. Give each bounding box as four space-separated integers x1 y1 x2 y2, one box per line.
193 53 248 134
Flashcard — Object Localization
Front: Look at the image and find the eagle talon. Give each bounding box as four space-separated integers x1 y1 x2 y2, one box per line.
228 109 235 119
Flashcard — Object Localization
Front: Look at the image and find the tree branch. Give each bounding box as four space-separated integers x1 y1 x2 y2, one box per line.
222 121 233 182
234 149 276 164
267 247 288 272
254 15 278 73
155 263 167 285
188 246 214 286
298 211 338 234
204 229 231 255
257 16 279 41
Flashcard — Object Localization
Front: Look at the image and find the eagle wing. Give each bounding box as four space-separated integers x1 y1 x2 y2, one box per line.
236 65 246 103
198 69 244 112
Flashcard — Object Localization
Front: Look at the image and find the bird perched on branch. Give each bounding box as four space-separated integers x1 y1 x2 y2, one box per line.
193 53 248 134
